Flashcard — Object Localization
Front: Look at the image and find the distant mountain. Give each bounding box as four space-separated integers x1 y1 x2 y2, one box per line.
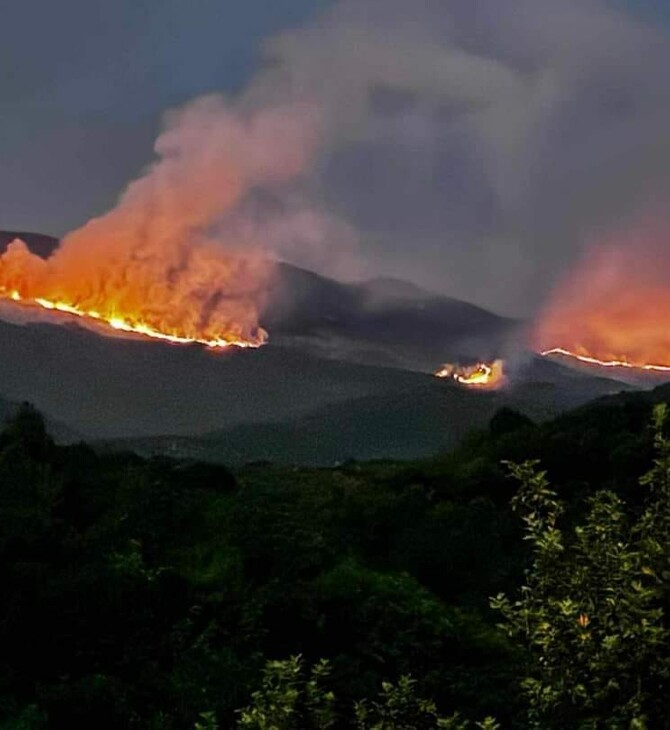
265 263 518 371
0 230 633 453
97 364 631 466
0 231 517 373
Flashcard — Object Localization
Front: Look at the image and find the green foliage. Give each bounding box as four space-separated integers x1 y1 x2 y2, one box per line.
0 389 668 727
237 657 497 730
0 704 47 730
353 675 462 729
194 711 218 730
236 656 335 730
492 403 670 728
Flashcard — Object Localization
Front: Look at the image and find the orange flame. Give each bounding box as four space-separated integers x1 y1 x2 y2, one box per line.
534 214 670 373
540 347 670 373
0 98 322 348
435 360 506 389
0 286 261 348
0 238 270 348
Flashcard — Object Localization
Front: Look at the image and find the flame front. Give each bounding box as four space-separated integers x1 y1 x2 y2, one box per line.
0 285 263 348
539 347 670 373
435 360 506 389
0 237 271 349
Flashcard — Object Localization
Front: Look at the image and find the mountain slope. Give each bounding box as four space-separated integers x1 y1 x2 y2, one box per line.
265 262 518 371
0 231 517 372
98 366 631 465
0 311 440 438
0 230 632 448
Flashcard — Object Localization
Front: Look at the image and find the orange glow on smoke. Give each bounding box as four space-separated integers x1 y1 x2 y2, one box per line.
0 99 322 349
534 215 670 372
0 237 270 348
434 360 506 389
539 347 670 373
0 286 261 348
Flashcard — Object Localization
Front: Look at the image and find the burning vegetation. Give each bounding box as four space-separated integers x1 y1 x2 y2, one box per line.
540 347 670 374
0 98 322 349
0 284 263 349
434 360 506 389
534 215 670 374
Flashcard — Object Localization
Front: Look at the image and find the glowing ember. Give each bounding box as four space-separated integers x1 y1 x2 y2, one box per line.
434 360 506 389
0 286 263 349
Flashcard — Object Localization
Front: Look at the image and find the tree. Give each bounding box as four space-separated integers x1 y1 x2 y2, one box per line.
491 404 670 728
236 655 335 730
488 408 533 439
353 675 498 730
0 403 52 459
235 656 498 730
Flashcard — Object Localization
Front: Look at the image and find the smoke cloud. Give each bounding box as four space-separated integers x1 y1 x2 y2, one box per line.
247 0 670 315
534 210 670 365
0 98 326 344
4 0 670 333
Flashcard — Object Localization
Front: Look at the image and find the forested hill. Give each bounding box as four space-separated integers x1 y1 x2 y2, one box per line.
0 384 668 727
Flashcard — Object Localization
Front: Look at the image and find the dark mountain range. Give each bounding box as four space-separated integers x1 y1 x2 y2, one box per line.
98 365 630 465
265 263 518 371
0 230 637 456
0 231 516 371
0 313 438 439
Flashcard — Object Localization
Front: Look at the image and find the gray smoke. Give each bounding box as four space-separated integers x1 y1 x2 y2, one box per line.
4 0 670 319
241 0 670 315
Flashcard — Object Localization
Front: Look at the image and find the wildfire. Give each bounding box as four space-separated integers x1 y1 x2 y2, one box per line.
0 285 264 349
434 360 506 389
534 213 670 375
0 96 324 351
540 347 670 373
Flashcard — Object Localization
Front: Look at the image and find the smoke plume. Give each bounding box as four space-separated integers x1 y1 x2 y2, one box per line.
0 97 325 345
3 0 670 337
534 211 670 366
249 0 670 315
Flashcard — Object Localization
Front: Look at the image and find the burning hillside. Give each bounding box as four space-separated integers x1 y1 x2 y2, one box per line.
534 214 670 376
434 360 506 390
0 284 262 349
540 347 670 374
0 99 323 349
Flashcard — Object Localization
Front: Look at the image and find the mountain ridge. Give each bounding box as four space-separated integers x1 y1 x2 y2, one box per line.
0 230 638 460
0 230 516 372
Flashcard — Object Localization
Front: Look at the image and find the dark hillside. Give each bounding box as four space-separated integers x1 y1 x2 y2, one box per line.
0 386 668 726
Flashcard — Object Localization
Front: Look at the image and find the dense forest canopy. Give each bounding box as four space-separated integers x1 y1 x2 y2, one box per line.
0 385 669 728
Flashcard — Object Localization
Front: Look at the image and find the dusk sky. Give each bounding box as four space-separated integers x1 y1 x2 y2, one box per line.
2 0 670 315
0 0 329 232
